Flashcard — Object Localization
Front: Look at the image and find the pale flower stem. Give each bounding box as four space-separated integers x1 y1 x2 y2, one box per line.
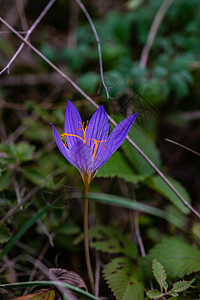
83 185 95 294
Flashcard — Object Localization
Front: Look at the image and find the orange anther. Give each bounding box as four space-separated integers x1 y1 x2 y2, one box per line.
61 122 106 159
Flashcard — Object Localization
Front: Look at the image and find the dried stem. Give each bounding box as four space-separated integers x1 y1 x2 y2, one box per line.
134 212 146 257
75 0 109 99
11 169 22 210
0 17 199 218
0 0 56 75
25 255 77 300
140 0 175 68
16 0 29 34
83 184 95 294
94 252 100 297
165 138 200 157
37 220 55 247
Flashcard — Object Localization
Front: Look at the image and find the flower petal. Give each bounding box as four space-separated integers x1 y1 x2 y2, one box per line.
93 113 138 170
86 105 109 148
69 141 93 175
64 100 84 148
50 122 73 165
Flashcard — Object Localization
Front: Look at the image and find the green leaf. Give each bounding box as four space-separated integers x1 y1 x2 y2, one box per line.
168 291 179 297
97 150 146 183
152 259 168 292
78 72 100 94
121 124 161 176
0 171 11 191
144 238 200 278
127 0 144 10
145 175 191 214
170 73 189 98
171 280 191 293
146 289 163 299
103 257 144 300
0 224 12 244
0 142 35 165
90 226 137 259
88 193 184 228
15 142 35 163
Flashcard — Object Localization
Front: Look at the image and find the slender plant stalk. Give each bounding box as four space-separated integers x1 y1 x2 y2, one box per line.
83 184 95 294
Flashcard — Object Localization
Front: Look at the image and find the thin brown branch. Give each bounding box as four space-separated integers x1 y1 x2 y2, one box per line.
134 212 146 257
11 170 23 210
0 30 28 34
16 0 29 33
25 241 50 295
0 167 65 224
25 255 77 300
94 252 100 297
37 220 55 247
165 138 200 157
75 0 109 99
0 17 199 218
0 0 56 75
0 186 40 224
140 0 175 68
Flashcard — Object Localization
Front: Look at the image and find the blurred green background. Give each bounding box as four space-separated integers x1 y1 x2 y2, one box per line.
0 0 200 298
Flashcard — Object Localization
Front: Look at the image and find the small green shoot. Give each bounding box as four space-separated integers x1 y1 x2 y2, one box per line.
147 259 191 299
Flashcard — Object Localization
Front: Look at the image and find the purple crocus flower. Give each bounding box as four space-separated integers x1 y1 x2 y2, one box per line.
51 100 137 186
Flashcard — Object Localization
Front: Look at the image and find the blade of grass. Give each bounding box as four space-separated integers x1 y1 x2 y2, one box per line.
88 193 183 228
0 281 100 300
0 205 51 260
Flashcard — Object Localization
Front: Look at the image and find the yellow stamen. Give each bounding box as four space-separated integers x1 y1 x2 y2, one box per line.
61 121 107 160
75 121 89 142
88 139 107 160
61 132 85 144
60 135 68 146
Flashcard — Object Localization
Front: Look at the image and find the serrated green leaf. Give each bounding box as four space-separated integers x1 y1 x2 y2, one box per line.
171 280 191 292
161 279 168 293
97 151 146 183
90 226 137 259
146 289 163 299
0 224 12 243
152 259 168 292
144 238 200 278
103 257 144 300
145 175 191 214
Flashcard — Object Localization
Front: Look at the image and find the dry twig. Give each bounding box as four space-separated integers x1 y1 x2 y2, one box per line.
75 0 109 99
0 0 56 75
165 138 200 157
140 0 175 68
